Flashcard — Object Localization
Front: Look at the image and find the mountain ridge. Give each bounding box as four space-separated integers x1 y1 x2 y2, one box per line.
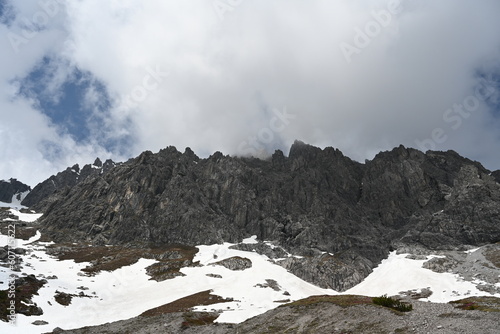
0 178 31 204
23 141 500 291
21 158 116 208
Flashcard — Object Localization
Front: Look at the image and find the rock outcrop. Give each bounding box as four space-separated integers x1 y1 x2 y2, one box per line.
212 256 252 271
50 295 500 334
492 170 500 184
21 158 115 210
33 142 500 291
0 178 31 203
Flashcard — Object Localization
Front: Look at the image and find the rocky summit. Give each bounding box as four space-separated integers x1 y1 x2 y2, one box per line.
21 158 116 209
0 178 31 204
29 141 500 292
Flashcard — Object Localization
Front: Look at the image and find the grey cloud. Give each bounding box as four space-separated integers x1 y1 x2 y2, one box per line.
1 0 500 186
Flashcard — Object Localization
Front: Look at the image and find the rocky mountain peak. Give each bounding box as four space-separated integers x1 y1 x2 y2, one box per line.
0 178 31 203
21 158 116 210
208 151 225 162
93 158 103 167
183 147 199 161
288 140 322 160
371 145 422 163
15 142 500 291
491 170 500 183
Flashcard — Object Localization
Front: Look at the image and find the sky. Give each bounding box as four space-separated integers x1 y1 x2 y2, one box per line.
0 0 500 187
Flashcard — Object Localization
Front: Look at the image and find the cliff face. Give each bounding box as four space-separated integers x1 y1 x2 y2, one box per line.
34 141 500 291
21 158 116 210
0 178 31 203
492 170 500 183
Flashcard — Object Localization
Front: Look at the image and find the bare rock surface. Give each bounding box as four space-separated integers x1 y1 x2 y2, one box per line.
422 244 500 294
0 178 30 203
491 170 500 183
21 158 116 210
211 256 252 271
50 295 500 334
22 142 500 291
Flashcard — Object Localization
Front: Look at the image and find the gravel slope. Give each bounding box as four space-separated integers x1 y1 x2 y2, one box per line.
50 296 500 334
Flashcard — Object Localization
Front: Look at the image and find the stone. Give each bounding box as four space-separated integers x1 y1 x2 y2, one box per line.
206 273 222 278
212 257 252 271
21 159 116 210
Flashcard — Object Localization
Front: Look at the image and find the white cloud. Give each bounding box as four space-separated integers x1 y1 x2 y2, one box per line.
1 0 500 186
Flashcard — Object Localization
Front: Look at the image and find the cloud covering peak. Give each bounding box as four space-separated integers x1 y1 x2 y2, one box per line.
1 0 500 186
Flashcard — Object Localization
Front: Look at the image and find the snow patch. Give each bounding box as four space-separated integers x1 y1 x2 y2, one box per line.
464 247 481 254
0 201 25 209
0 190 30 209
189 241 335 323
0 235 335 332
9 209 42 222
241 235 259 244
0 235 498 333
11 190 30 206
345 252 499 302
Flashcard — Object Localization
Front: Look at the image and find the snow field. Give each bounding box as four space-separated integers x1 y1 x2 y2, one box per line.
0 227 499 333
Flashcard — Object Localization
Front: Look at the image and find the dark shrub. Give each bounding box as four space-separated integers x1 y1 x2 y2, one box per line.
373 295 413 312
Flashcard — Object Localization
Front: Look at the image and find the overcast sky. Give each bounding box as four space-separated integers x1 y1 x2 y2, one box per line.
1 0 500 186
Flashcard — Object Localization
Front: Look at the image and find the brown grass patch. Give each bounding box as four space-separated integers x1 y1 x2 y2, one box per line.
286 295 373 308
140 290 232 317
46 243 198 279
450 296 500 312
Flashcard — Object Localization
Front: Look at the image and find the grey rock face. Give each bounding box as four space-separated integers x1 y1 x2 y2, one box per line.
422 245 500 294
492 170 500 183
35 142 500 291
278 253 373 291
254 279 282 291
422 256 458 273
206 273 222 278
21 158 115 210
212 256 252 271
52 296 500 334
0 178 31 203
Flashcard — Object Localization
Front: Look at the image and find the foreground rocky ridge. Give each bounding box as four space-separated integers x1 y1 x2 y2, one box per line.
51 295 500 334
30 142 500 291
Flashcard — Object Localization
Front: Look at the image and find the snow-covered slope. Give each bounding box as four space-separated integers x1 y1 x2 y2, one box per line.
0 233 334 333
7 208 42 222
1 224 499 334
0 201 28 210
345 251 500 302
0 179 31 206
